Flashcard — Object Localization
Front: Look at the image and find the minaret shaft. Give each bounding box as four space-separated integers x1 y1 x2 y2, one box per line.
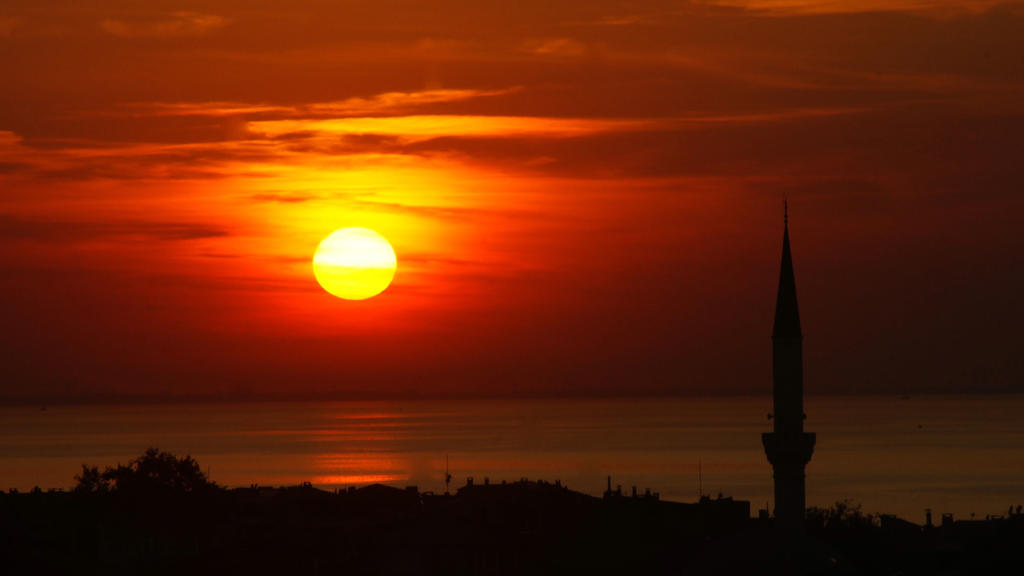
772 336 804 436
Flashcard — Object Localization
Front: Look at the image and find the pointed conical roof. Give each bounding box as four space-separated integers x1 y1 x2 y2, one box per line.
773 205 802 338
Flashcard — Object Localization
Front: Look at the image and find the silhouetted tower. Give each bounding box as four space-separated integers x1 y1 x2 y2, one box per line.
762 202 815 538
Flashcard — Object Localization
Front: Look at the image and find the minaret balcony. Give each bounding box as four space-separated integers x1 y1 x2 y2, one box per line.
762 432 816 467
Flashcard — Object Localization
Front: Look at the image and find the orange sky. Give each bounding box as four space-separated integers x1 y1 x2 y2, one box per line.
1 1 1022 400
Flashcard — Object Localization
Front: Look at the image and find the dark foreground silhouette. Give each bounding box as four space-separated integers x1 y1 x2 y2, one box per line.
2 450 1021 575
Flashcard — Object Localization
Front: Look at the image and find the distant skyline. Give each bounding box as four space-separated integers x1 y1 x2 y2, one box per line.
1 1 1022 400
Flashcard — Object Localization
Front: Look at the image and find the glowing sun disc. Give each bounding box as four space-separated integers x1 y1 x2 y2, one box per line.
313 227 397 300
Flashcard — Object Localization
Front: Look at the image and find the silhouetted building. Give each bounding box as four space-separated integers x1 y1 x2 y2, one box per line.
762 203 816 538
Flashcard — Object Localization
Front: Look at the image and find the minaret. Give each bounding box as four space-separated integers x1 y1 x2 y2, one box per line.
762 201 815 538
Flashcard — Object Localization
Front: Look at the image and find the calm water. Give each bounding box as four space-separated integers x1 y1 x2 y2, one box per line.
2 395 1022 523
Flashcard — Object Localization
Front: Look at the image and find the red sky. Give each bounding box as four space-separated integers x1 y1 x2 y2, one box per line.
1 1 1022 400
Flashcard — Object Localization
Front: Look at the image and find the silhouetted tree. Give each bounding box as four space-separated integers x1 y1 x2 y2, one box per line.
73 464 109 493
807 499 877 530
74 448 217 494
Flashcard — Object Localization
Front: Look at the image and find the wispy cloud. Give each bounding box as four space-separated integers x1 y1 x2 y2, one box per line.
245 106 863 156
100 12 228 38
523 38 587 58
307 88 520 116
250 115 660 144
0 214 230 243
0 130 276 181
699 0 1008 16
0 130 21 147
0 17 19 37
248 192 317 204
125 102 292 117
567 14 657 27
120 88 520 119
0 99 867 184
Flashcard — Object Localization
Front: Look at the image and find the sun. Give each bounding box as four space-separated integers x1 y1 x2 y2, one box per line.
312 227 397 300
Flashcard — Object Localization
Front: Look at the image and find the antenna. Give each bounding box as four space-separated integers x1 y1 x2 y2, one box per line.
698 457 703 499
444 454 452 495
784 198 789 226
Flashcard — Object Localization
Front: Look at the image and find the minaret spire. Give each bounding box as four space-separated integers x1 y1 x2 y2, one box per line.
773 204 801 340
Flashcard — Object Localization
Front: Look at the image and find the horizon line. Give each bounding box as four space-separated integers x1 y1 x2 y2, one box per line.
2 389 1021 407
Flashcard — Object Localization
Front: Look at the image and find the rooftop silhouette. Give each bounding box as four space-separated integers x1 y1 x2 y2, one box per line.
3 456 1022 575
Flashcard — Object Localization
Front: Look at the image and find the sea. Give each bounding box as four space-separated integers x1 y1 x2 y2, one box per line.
2 395 1022 524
